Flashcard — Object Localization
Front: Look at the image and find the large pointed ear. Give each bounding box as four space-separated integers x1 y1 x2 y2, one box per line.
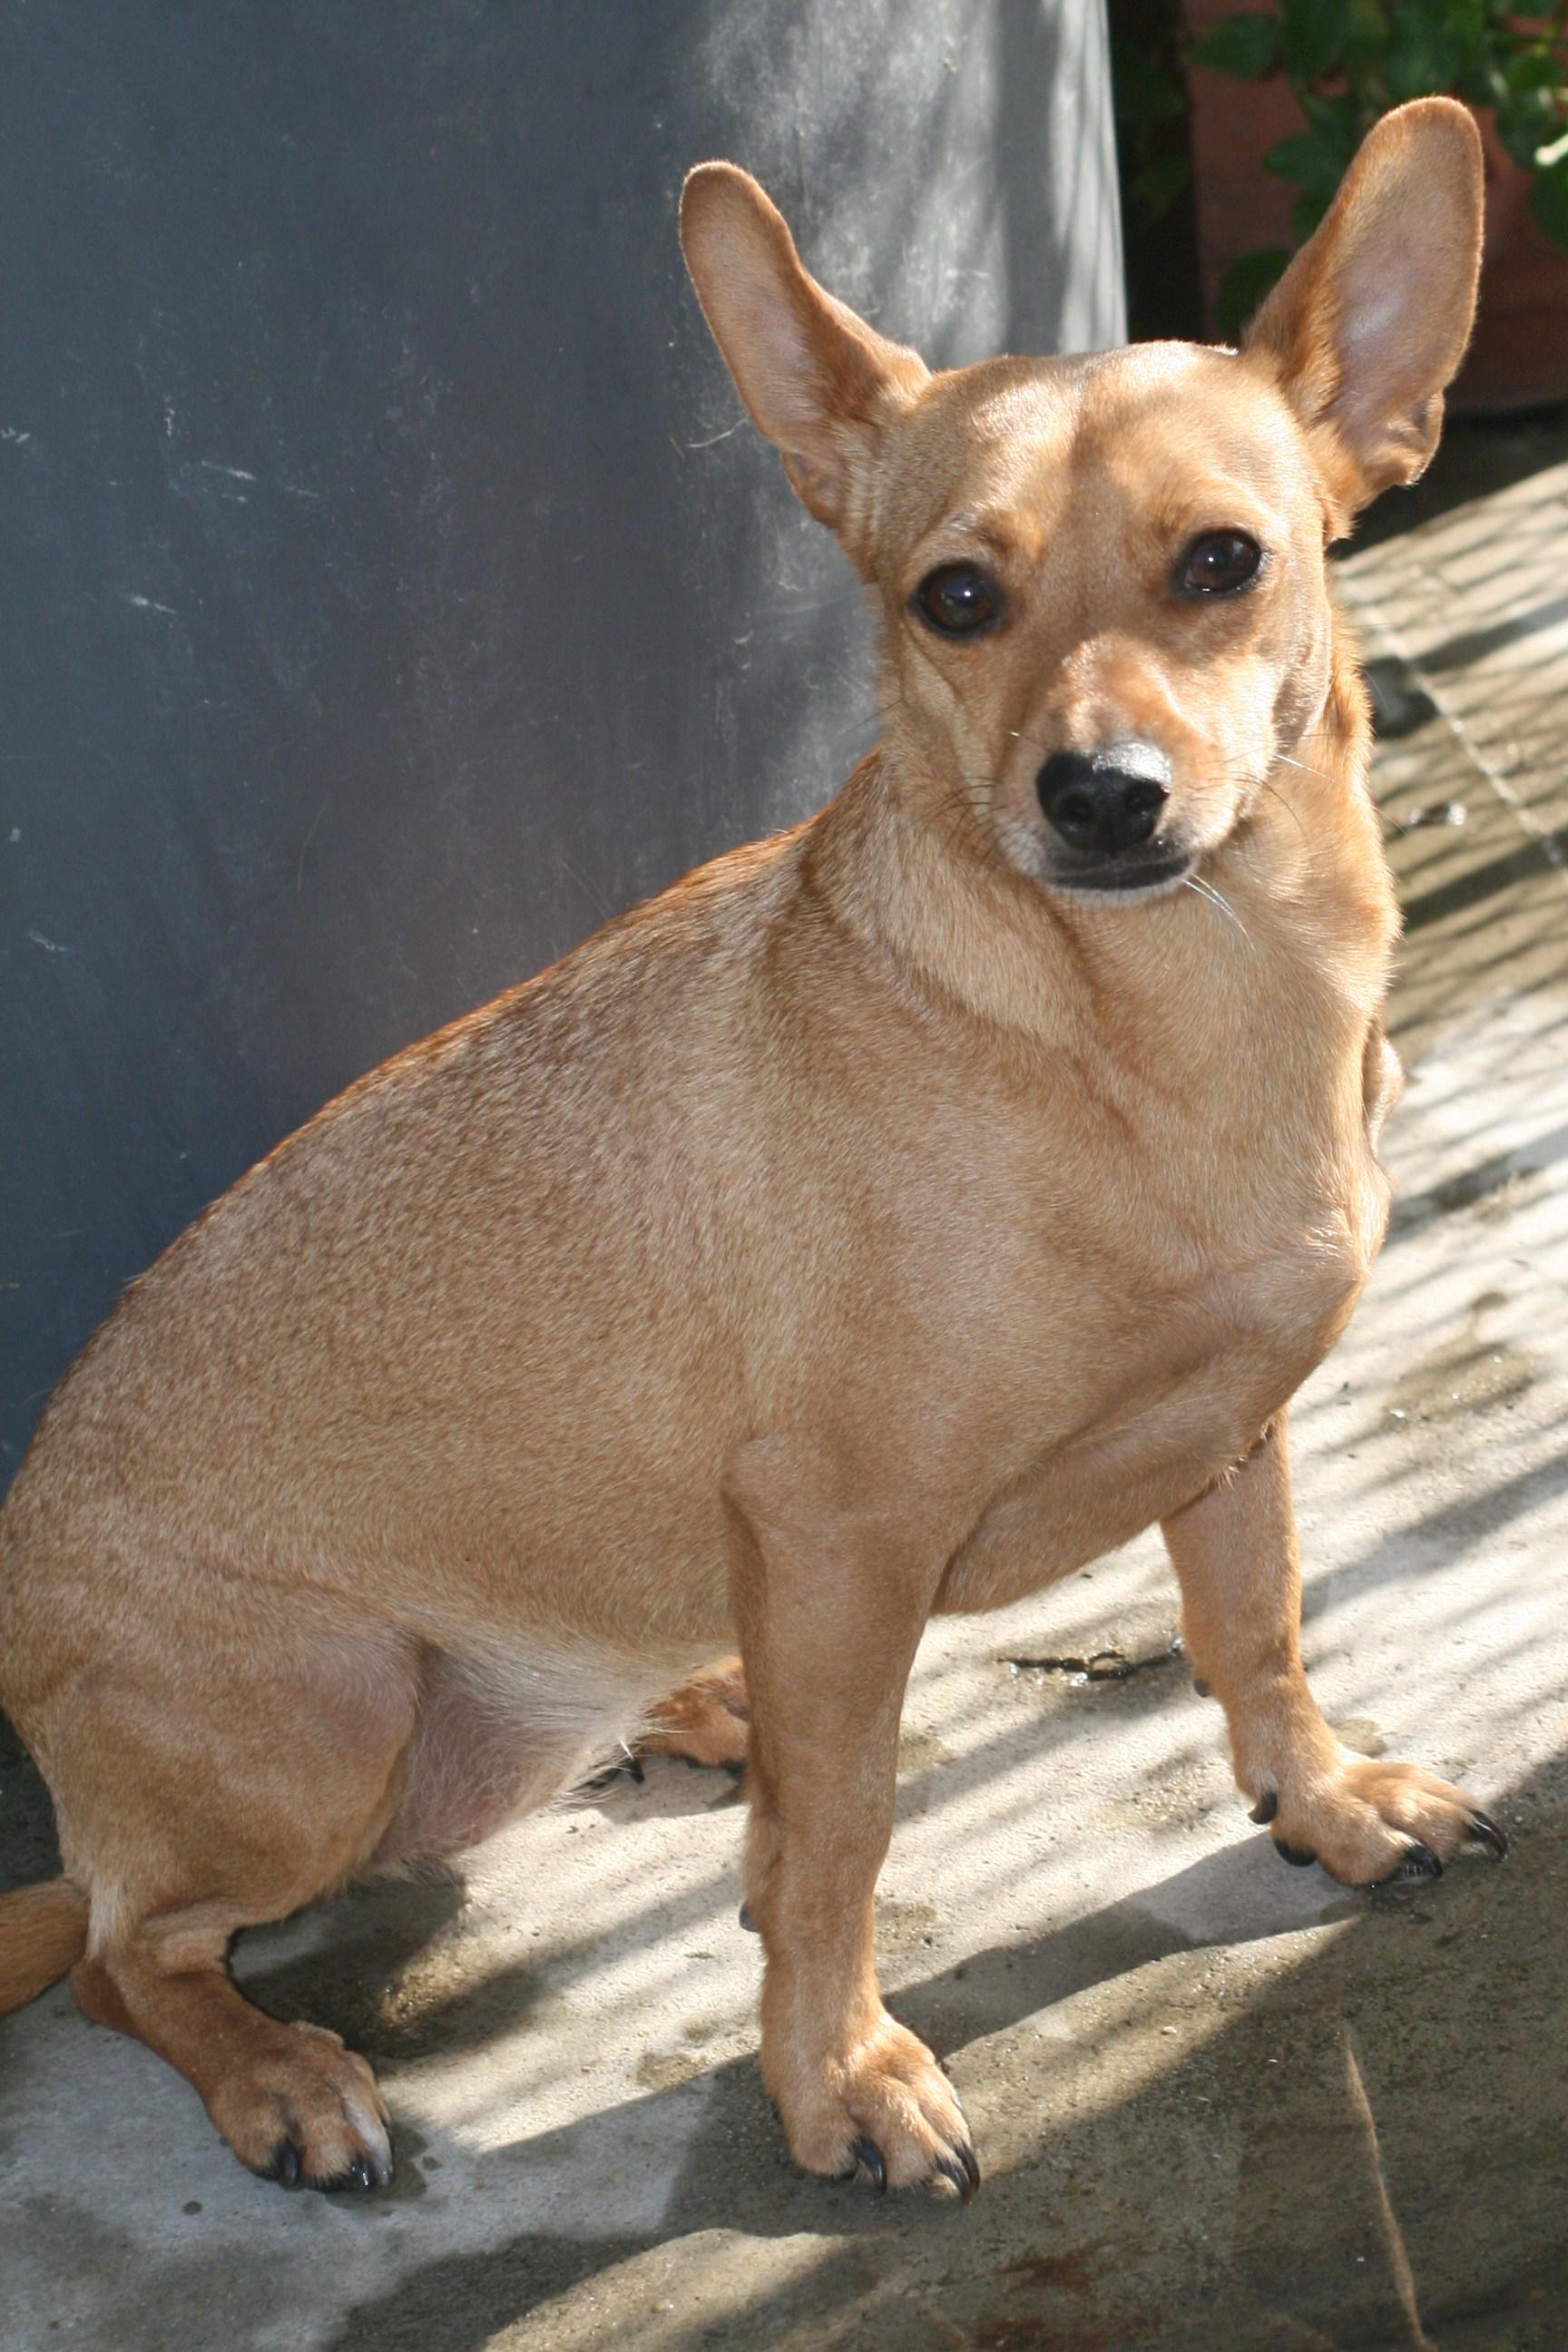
679 162 929 551
1241 99 1483 517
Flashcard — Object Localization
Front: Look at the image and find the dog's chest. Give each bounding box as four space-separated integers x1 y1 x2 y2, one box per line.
940 1241 1365 1614
936 998 1385 1611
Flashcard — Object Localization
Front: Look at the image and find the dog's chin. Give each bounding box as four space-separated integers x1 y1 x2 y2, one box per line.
1041 851 1194 906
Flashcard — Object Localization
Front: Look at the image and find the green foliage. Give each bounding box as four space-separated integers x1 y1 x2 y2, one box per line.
1191 0 1568 330
1215 243 1292 337
1115 32 1194 225
1279 0 1350 83
1191 10 1280 74
1112 0 1207 338
1533 152 1568 246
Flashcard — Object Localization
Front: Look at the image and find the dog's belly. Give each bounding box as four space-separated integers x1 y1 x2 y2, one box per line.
373 1634 720 1863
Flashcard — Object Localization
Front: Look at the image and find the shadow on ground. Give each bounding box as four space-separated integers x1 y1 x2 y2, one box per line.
306 1762 1564 2351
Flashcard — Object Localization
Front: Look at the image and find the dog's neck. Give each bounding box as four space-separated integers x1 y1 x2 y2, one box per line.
803 652 1396 1087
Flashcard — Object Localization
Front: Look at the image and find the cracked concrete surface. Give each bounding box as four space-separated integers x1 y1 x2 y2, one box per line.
4 423 1568 2350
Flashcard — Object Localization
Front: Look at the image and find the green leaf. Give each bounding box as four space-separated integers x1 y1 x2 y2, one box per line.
1341 0 1389 88
1112 43 1189 127
1191 11 1279 79
1291 186 1332 240
1298 87 1360 139
1383 9 1465 100
1262 131 1327 183
1132 152 1191 222
1297 88 1365 167
1216 246 1292 340
1279 0 1349 83
1343 0 1388 64
1530 160 1568 252
1496 87 1556 172
1263 122 1354 195
1444 0 1494 86
1502 45 1560 97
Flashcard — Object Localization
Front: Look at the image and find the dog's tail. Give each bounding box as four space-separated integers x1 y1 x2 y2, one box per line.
0 1878 89 2014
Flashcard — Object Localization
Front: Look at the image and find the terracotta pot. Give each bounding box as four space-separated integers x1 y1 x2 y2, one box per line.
1182 0 1568 409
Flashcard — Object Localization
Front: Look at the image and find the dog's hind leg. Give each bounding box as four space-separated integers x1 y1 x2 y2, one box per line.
640 1656 750 1769
46 1621 419 2190
73 1942 395 2190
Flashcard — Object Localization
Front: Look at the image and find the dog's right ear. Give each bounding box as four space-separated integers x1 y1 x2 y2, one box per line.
680 163 928 553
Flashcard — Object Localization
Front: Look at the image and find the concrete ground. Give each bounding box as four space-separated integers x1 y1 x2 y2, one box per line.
5 420 1568 2352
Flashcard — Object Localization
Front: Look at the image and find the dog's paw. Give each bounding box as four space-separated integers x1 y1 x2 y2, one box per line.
207 2020 394 2191
1251 1757 1508 1885
768 2012 979 2200
640 1657 750 1770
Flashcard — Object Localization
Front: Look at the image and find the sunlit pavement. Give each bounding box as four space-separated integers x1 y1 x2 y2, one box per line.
4 429 1568 2351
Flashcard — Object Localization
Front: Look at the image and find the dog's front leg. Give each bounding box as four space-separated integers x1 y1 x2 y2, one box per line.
725 1434 979 2199
1164 1412 1505 1881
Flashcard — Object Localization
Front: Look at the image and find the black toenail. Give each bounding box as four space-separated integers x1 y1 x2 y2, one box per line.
583 1742 645 1793
1250 1789 1279 1825
348 2154 377 2191
1192 1678 1210 1698
738 1901 757 1931
935 2153 975 2201
1398 1842 1443 1881
271 2140 302 2188
1465 1809 1509 1859
1274 1839 1317 1867
848 2135 887 2191
956 2138 981 2195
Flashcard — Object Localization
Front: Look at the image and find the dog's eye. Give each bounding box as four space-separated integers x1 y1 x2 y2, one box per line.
914 563 1000 635
1178 531 1263 596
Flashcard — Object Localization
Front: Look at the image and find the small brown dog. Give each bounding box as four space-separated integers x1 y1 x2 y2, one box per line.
0 99 1507 2201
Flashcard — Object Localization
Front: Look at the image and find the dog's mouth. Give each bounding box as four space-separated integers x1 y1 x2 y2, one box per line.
1042 850 1194 904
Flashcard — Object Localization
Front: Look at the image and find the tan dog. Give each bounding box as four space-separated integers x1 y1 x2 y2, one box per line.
0 99 1507 2202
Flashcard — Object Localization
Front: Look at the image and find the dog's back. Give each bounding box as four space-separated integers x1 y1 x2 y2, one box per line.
1 828 797 1668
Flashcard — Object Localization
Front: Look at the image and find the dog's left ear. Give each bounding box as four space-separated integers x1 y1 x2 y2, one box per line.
1242 98 1483 515
680 162 928 557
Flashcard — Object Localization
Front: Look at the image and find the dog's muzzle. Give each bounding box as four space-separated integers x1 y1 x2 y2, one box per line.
1035 742 1189 896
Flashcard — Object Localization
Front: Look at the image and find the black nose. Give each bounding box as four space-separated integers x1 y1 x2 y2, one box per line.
1036 748 1171 859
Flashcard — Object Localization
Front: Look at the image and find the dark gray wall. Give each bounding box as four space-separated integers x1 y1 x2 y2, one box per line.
0 0 1122 1482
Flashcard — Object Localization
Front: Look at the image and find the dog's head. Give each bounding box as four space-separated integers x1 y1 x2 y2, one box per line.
681 102 1482 903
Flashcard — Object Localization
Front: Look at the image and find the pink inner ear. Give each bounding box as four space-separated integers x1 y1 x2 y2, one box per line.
682 165 928 506
1325 229 1468 490
1338 280 1408 374
763 315 846 467
1250 129 1481 502
685 218 863 492
717 273 815 442
782 451 840 509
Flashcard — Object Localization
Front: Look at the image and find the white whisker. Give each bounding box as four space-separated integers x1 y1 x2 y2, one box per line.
1183 870 1253 947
